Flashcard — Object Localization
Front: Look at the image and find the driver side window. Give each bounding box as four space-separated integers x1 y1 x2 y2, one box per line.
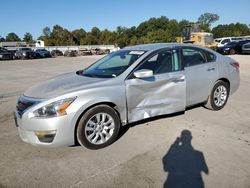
136 49 180 75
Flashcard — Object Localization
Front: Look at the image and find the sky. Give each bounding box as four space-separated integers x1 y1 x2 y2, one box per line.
1 0 250 39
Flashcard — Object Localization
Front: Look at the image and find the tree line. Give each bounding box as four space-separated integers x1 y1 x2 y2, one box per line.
1 13 250 47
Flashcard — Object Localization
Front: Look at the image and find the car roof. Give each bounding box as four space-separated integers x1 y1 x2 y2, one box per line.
123 43 199 51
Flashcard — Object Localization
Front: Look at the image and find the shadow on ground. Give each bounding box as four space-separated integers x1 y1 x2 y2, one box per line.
117 103 203 142
162 130 209 188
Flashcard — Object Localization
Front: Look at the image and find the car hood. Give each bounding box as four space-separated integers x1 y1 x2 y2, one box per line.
24 72 108 99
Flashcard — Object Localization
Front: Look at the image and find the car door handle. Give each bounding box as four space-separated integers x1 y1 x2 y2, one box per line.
207 68 215 72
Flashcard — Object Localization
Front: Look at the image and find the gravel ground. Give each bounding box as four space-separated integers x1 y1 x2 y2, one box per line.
0 55 249 188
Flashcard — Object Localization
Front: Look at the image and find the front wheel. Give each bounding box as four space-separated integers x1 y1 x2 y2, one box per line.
204 81 229 111
76 105 121 149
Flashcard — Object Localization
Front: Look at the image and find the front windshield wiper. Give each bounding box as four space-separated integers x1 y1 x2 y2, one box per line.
82 73 98 78
76 69 96 78
76 70 97 78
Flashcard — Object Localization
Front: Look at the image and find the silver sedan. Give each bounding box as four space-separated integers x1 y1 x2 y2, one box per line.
15 43 240 149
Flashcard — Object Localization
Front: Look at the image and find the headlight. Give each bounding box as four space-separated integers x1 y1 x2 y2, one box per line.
22 53 26 56
0 55 3 58
224 48 230 50
31 97 76 118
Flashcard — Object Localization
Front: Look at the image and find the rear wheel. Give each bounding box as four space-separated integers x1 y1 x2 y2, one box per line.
76 105 120 149
229 49 236 55
205 80 229 111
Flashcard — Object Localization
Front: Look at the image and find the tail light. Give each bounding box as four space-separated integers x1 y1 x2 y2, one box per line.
230 62 240 70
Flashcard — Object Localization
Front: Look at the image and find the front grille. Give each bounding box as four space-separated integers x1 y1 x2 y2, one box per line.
16 96 37 117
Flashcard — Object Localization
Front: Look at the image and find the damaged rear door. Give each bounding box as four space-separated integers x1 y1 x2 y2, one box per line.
125 48 186 123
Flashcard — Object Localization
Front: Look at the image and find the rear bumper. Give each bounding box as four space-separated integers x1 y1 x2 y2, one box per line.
228 70 240 96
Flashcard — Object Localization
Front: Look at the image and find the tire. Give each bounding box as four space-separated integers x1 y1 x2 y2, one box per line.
76 105 121 149
51 52 56 58
205 80 229 111
229 49 236 55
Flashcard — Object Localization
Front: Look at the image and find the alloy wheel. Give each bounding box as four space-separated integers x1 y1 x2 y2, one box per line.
213 85 228 107
84 113 115 145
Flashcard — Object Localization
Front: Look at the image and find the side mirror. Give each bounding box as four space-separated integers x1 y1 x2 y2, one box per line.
133 69 153 78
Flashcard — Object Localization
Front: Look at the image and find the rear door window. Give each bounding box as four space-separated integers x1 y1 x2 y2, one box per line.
182 48 207 67
205 51 216 62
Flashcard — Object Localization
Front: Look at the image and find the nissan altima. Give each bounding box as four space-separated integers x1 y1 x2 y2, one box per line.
15 43 240 149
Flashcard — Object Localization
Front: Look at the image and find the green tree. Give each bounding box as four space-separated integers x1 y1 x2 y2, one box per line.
72 28 86 45
100 29 117 45
90 27 101 44
38 27 53 46
178 20 191 28
144 29 172 43
23 32 33 44
198 13 219 28
43 26 51 37
50 25 75 46
84 34 97 45
212 23 250 38
129 36 138 45
137 16 171 37
6 32 21 41
135 16 180 45
26 15 250 48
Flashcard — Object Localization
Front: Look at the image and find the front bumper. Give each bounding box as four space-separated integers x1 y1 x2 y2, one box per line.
14 111 76 147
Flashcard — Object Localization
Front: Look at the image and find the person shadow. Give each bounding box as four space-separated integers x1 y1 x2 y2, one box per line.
162 130 209 188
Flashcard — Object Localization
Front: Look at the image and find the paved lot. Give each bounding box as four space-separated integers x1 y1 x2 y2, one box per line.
0 55 250 188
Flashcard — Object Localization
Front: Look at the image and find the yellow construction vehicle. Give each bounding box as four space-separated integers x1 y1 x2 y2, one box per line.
176 24 218 49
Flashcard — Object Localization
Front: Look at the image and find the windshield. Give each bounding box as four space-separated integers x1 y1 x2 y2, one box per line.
82 50 145 78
